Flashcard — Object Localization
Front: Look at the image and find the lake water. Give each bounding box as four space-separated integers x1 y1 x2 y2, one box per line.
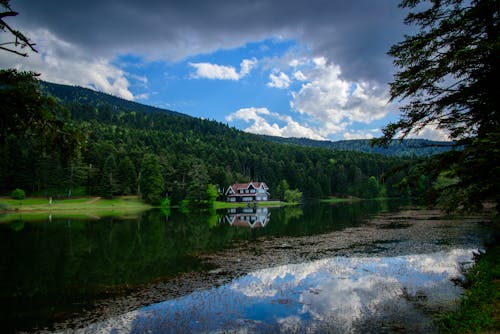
0 200 495 333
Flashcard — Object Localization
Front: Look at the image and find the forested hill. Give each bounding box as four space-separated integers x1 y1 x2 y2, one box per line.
41 81 187 118
41 81 453 157
263 136 454 157
1 80 422 201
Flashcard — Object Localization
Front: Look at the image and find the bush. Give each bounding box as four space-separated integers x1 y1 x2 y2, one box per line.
10 188 26 200
284 189 302 203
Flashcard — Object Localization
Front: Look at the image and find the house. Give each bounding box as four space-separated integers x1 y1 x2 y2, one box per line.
225 181 269 202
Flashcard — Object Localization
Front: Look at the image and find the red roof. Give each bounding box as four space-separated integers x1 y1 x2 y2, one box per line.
229 182 268 191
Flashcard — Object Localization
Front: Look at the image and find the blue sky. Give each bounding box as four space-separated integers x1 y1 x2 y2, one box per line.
1 0 449 141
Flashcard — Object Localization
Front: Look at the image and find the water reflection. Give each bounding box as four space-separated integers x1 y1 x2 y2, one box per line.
221 206 271 228
81 249 477 334
0 200 490 333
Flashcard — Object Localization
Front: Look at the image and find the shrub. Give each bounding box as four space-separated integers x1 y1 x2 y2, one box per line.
10 188 26 200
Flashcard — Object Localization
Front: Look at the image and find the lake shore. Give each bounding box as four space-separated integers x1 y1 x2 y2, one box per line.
0 196 152 222
439 242 500 333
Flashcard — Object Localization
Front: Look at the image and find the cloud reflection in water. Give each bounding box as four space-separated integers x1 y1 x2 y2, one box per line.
82 249 476 333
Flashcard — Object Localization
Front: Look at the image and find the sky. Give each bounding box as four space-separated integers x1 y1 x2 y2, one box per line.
0 0 450 141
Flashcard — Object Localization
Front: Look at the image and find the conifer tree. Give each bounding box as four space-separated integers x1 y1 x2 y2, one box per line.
375 0 499 211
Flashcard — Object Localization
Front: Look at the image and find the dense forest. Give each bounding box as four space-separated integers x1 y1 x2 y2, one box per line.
0 80 422 204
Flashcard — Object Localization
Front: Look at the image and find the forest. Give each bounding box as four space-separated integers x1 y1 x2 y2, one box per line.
0 79 424 205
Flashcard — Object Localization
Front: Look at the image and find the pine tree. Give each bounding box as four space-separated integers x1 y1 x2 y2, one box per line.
375 0 500 211
139 154 164 205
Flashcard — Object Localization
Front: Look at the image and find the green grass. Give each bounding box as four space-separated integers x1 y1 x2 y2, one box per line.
0 196 152 222
439 243 500 333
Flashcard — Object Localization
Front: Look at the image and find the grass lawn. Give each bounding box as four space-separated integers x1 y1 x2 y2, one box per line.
0 196 152 222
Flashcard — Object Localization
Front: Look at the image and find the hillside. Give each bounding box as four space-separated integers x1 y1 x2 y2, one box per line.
1 81 420 201
42 82 453 157
41 81 187 118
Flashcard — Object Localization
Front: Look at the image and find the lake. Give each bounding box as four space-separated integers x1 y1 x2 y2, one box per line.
0 200 495 333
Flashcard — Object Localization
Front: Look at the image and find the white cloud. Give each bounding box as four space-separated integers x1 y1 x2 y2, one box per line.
293 70 307 81
189 58 257 80
0 29 135 100
267 71 291 89
240 58 258 76
226 107 325 140
290 57 390 138
407 123 451 141
343 129 380 140
135 93 150 100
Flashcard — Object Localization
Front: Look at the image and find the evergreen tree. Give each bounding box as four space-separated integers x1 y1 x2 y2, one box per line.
139 154 164 205
117 156 136 195
101 155 118 198
375 0 499 211
364 176 380 199
186 159 210 205
0 70 82 163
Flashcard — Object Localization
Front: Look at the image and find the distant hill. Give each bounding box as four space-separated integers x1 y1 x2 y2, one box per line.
262 136 454 157
41 81 187 118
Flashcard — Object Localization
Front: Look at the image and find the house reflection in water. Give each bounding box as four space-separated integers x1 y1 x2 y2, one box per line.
222 207 271 228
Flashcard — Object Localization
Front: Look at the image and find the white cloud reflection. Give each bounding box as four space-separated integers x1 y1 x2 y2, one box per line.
79 248 477 334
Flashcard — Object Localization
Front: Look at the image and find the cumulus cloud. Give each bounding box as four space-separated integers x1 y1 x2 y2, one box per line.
343 129 380 140
190 58 257 80
407 123 451 141
290 57 390 137
226 107 325 140
267 71 291 89
0 29 134 100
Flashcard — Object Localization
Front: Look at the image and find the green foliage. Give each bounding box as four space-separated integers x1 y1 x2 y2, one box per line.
284 188 302 203
363 176 380 199
186 159 210 205
374 0 500 211
206 184 218 204
439 244 500 333
100 155 118 198
139 154 164 205
276 179 290 201
116 156 136 195
160 197 170 208
0 70 82 163
10 188 25 199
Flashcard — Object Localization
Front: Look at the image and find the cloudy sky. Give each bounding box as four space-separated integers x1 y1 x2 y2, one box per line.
1 0 449 141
